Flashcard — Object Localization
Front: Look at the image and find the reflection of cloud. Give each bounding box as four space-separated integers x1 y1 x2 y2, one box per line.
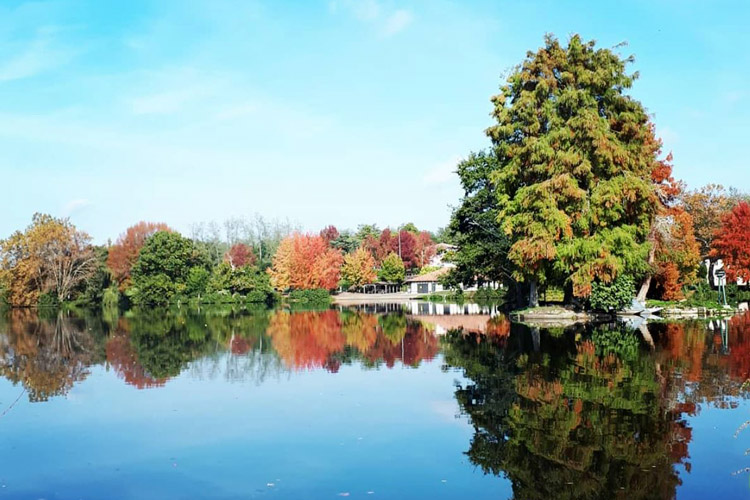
423 157 459 185
63 198 92 216
330 0 413 37
431 400 461 423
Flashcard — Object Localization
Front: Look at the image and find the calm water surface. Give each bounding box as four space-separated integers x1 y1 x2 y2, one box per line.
1 304 750 499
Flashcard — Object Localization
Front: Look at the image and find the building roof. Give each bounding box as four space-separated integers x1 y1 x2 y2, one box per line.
405 267 451 283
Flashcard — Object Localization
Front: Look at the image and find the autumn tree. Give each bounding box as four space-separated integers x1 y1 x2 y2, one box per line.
636 154 700 301
269 233 344 291
680 185 735 257
485 34 662 306
319 225 340 244
414 231 436 269
341 247 377 288
224 243 255 269
108 221 172 290
378 252 405 283
0 214 97 306
710 202 750 282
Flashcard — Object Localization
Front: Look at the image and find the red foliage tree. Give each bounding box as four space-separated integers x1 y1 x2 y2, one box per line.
107 221 172 289
414 231 436 268
710 202 750 282
224 243 256 269
319 225 340 243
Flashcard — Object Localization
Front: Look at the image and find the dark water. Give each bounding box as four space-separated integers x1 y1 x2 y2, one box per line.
1 304 750 499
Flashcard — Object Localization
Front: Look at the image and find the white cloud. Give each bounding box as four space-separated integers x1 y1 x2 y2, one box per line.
330 0 412 37
424 157 459 185
382 9 413 36
63 198 92 216
0 38 74 82
129 86 208 115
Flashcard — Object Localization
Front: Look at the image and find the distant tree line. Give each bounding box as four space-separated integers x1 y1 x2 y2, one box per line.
0 214 440 308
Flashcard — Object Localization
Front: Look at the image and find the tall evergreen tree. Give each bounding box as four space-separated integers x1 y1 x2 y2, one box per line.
487 34 662 306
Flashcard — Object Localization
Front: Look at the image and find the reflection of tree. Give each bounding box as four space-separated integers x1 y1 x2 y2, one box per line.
266 310 439 371
0 309 98 401
106 318 168 389
443 324 692 499
125 309 214 379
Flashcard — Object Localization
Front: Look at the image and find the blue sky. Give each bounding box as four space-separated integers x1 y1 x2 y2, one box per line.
1 0 748 243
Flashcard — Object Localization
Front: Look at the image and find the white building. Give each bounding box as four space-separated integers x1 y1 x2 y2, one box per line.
405 268 451 294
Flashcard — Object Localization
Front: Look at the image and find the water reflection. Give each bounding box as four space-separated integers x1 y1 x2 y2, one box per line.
0 304 449 396
4 306 750 498
441 316 750 499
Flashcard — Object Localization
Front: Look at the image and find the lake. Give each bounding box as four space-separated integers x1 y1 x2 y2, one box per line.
1 303 750 499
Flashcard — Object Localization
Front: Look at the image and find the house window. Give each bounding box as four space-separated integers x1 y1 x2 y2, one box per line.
417 283 429 294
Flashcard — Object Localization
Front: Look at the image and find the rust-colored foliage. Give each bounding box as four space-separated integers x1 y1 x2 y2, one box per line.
319 225 340 243
107 221 172 289
268 233 343 290
224 243 255 269
646 153 701 300
710 202 750 282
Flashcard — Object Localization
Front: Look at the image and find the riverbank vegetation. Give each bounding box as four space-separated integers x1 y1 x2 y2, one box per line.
0 213 441 309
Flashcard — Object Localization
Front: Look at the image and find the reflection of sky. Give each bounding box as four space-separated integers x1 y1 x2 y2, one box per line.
678 401 750 499
0 354 510 499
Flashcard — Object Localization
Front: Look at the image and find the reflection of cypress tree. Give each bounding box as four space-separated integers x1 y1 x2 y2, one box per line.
443 324 690 500
127 309 213 379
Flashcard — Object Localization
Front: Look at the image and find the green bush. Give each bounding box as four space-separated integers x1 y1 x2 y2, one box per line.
38 291 60 309
288 288 331 305
589 275 635 312
133 273 175 306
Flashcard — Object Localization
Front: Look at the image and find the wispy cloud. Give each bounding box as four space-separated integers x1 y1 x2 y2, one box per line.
330 0 413 37
63 198 92 217
382 9 413 36
0 36 76 82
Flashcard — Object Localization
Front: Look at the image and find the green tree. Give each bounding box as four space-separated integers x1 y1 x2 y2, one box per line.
445 151 511 290
484 35 660 306
131 231 205 305
378 252 405 283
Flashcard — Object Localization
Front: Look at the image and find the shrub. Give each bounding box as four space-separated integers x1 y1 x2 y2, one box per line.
133 273 175 306
589 275 635 312
38 291 60 309
288 288 331 305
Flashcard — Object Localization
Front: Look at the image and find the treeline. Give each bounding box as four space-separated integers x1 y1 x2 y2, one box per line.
0 214 442 308
442 34 750 310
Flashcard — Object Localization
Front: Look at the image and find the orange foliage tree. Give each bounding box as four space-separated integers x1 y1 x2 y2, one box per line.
268 233 343 290
107 221 172 290
638 152 700 300
710 202 750 282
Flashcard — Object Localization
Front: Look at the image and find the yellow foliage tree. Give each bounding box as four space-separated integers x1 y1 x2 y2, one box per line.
341 247 377 288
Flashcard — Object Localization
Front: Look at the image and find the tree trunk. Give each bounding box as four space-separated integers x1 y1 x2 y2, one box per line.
528 279 539 308
637 229 658 303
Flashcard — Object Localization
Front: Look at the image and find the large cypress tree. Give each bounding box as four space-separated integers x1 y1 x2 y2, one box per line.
487 34 661 306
